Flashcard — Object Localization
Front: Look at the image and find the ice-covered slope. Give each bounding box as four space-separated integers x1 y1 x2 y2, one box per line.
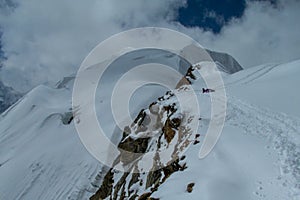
0 58 299 200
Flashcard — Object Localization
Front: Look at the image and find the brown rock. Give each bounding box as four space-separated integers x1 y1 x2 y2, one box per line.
163 119 176 143
186 182 195 193
138 192 151 200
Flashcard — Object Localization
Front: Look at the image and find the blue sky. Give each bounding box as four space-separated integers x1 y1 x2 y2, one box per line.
178 0 278 33
178 0 246 33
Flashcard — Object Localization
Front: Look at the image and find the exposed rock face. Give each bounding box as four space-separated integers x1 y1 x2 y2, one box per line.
55 75 75 89
186 182 195 193
90 89 194 200
0 79 22 113
90 55 239 199
90 62 205 200
61 111 74 125
206 49 243 74
176 65 198 89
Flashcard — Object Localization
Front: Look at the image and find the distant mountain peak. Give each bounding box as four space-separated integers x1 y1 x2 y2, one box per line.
206 49 243 74
0 79 22 113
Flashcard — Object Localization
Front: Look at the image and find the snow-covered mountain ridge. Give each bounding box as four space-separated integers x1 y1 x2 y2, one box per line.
0 58 299 200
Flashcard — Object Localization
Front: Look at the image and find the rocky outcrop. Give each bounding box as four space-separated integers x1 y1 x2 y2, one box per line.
90 89 193 200
90 55 239 199
0 79 22 113
186 182 195 193
55 75 75 89
176 65 198 89
89 62 205 200
206 49 243 74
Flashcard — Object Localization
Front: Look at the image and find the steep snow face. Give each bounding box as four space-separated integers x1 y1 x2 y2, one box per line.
0 57 299 200
0 79 22 113
0 85 102 200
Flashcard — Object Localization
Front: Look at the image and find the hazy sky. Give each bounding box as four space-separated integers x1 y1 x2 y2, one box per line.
0 0 299 91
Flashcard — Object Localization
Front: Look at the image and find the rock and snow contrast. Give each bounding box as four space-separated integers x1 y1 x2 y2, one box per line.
206 49 243 74
0 79 22 114
0 51 299 200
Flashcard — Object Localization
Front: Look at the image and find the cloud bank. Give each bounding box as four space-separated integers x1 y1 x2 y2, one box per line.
202 0 300 68
0 0 299 91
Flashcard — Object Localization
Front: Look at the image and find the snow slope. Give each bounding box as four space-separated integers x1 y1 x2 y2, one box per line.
150 60 300 200
151 97 300 200
0 59 299 200
0 85 101 199
225 60 300 118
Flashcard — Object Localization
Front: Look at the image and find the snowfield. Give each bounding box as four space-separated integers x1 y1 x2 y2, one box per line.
0 59 299 199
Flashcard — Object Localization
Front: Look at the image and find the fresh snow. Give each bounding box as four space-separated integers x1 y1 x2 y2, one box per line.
0 59 299 199
225 60 300 118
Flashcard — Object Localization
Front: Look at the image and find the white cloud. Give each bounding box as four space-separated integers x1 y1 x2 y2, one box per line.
210 0 300 68
204 10 225 26
0 0 299 91
177 0 300 68
0 0 185 91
